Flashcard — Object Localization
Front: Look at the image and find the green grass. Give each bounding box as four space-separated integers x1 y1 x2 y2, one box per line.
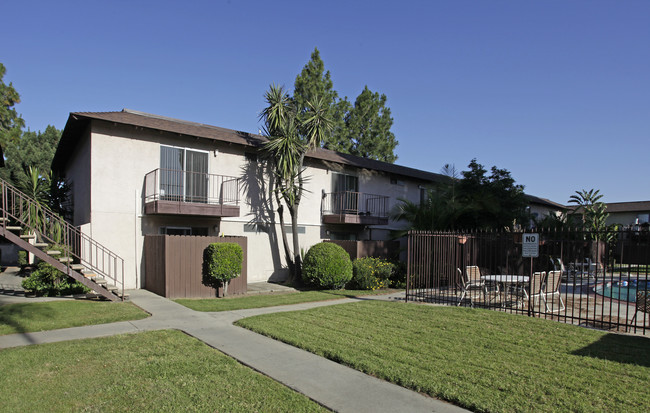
236 301 650 413
0 301 149 335
0 330 328 412
174 289 400 312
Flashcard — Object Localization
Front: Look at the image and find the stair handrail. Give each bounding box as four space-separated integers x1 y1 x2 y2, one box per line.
0 178 124 299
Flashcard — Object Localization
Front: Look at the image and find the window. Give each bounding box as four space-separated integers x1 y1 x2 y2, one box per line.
329 232 357 241
159 226 208 236
332 172 359 213
332 172 358 193
390 177 405 186
160 146 209 203
419 187 427 205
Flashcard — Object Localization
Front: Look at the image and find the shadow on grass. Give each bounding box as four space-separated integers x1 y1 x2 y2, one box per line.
571 333 650 367
0 303 37 343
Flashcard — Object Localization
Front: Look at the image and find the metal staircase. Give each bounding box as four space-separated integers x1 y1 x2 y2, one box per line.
0 178 125 301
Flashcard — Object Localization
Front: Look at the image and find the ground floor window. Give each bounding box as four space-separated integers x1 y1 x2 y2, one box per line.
159 226 208 236
328 231 357 241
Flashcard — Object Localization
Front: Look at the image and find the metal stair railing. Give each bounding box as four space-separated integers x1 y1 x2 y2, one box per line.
0 178 124 300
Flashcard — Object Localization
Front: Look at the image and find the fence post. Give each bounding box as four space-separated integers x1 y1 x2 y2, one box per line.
405 231 411 303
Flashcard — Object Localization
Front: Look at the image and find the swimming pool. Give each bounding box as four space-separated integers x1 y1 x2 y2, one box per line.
596 280 649 302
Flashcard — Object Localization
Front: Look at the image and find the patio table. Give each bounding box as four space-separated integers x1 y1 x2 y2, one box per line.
481 275 530 307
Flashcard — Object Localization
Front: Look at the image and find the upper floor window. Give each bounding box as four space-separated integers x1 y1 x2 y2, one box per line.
160 145 208 202
390 177 405 186
332 172 358 193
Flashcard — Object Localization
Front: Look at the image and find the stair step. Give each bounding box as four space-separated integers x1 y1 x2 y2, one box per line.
83 272 97 279
59 257 73 263
94 278 107 285
0 217 8 222
46 250 61 256
35 242 48 248
19 234 36 239
6 226 22 231
71 264 85 271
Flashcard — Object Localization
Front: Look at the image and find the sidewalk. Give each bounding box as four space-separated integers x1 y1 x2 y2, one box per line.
0 289 468 413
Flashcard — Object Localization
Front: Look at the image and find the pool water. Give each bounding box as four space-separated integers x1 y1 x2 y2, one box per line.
596 280 649 302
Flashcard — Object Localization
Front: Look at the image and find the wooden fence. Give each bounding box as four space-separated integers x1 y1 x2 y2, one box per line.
144 235 247 298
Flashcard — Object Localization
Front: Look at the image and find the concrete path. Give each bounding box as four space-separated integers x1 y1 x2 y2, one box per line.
0 289 469 413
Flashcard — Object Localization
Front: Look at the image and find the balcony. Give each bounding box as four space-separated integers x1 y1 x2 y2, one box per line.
144 168 240 217
321 192 389 225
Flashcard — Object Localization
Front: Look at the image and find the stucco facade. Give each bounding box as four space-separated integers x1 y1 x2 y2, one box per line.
53 110 435 290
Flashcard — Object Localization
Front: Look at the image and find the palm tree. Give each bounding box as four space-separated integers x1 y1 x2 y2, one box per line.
568 189 609 232
260 84 333 283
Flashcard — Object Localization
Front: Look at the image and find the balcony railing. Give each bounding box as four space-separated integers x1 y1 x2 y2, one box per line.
144 168 240 216
322 191 389 225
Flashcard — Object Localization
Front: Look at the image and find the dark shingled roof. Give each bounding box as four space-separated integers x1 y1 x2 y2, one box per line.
52 109 448 183
604 201 650 213
52 109 567 208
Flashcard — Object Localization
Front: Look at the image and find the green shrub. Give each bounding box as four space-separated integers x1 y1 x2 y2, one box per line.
389 260 407 288
202 243 243 296
350 257 394 290
302 243 352 289
17 250 27 267
22 261 90 296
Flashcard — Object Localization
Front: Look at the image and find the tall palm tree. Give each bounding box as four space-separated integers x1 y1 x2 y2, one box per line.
260 84 333 283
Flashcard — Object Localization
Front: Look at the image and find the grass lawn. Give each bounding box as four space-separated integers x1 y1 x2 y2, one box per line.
0 330 328 412
236 301 650 413
175 289 401 312
0 301 149 335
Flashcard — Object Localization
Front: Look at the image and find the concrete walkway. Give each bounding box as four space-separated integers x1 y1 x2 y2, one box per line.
0 289 469 413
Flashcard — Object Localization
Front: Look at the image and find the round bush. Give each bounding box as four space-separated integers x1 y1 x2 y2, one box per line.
202 243 243 289
302 243 352 289
350 257 394 290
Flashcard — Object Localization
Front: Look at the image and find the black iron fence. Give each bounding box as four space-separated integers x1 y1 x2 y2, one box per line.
406 229 650 335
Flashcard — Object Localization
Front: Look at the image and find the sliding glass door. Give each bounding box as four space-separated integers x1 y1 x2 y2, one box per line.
160 146 209 203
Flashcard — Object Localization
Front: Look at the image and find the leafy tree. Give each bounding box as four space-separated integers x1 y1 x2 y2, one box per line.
293 48 350 150
0 126 70 219
338 86 397 163
292 49 398 162
455 159 528 229
392 159 528 232
0 63 25 156
260 84 333 283
1 126 61 184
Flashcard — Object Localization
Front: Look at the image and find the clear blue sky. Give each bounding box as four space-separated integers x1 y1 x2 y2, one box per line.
3 0 648 204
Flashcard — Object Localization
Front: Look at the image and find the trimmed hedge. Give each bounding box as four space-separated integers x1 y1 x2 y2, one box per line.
302 243 352 289
202 243 243 292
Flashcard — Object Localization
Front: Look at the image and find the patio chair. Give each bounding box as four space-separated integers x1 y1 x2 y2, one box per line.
628 291 650 332
457 266 488 307
512 271 545 309
541 270 565 313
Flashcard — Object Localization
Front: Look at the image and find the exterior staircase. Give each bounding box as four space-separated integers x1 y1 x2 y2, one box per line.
0 179 125 301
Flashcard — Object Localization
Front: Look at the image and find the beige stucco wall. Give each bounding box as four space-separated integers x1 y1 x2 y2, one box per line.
607 212 650 226
66 121 425 289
